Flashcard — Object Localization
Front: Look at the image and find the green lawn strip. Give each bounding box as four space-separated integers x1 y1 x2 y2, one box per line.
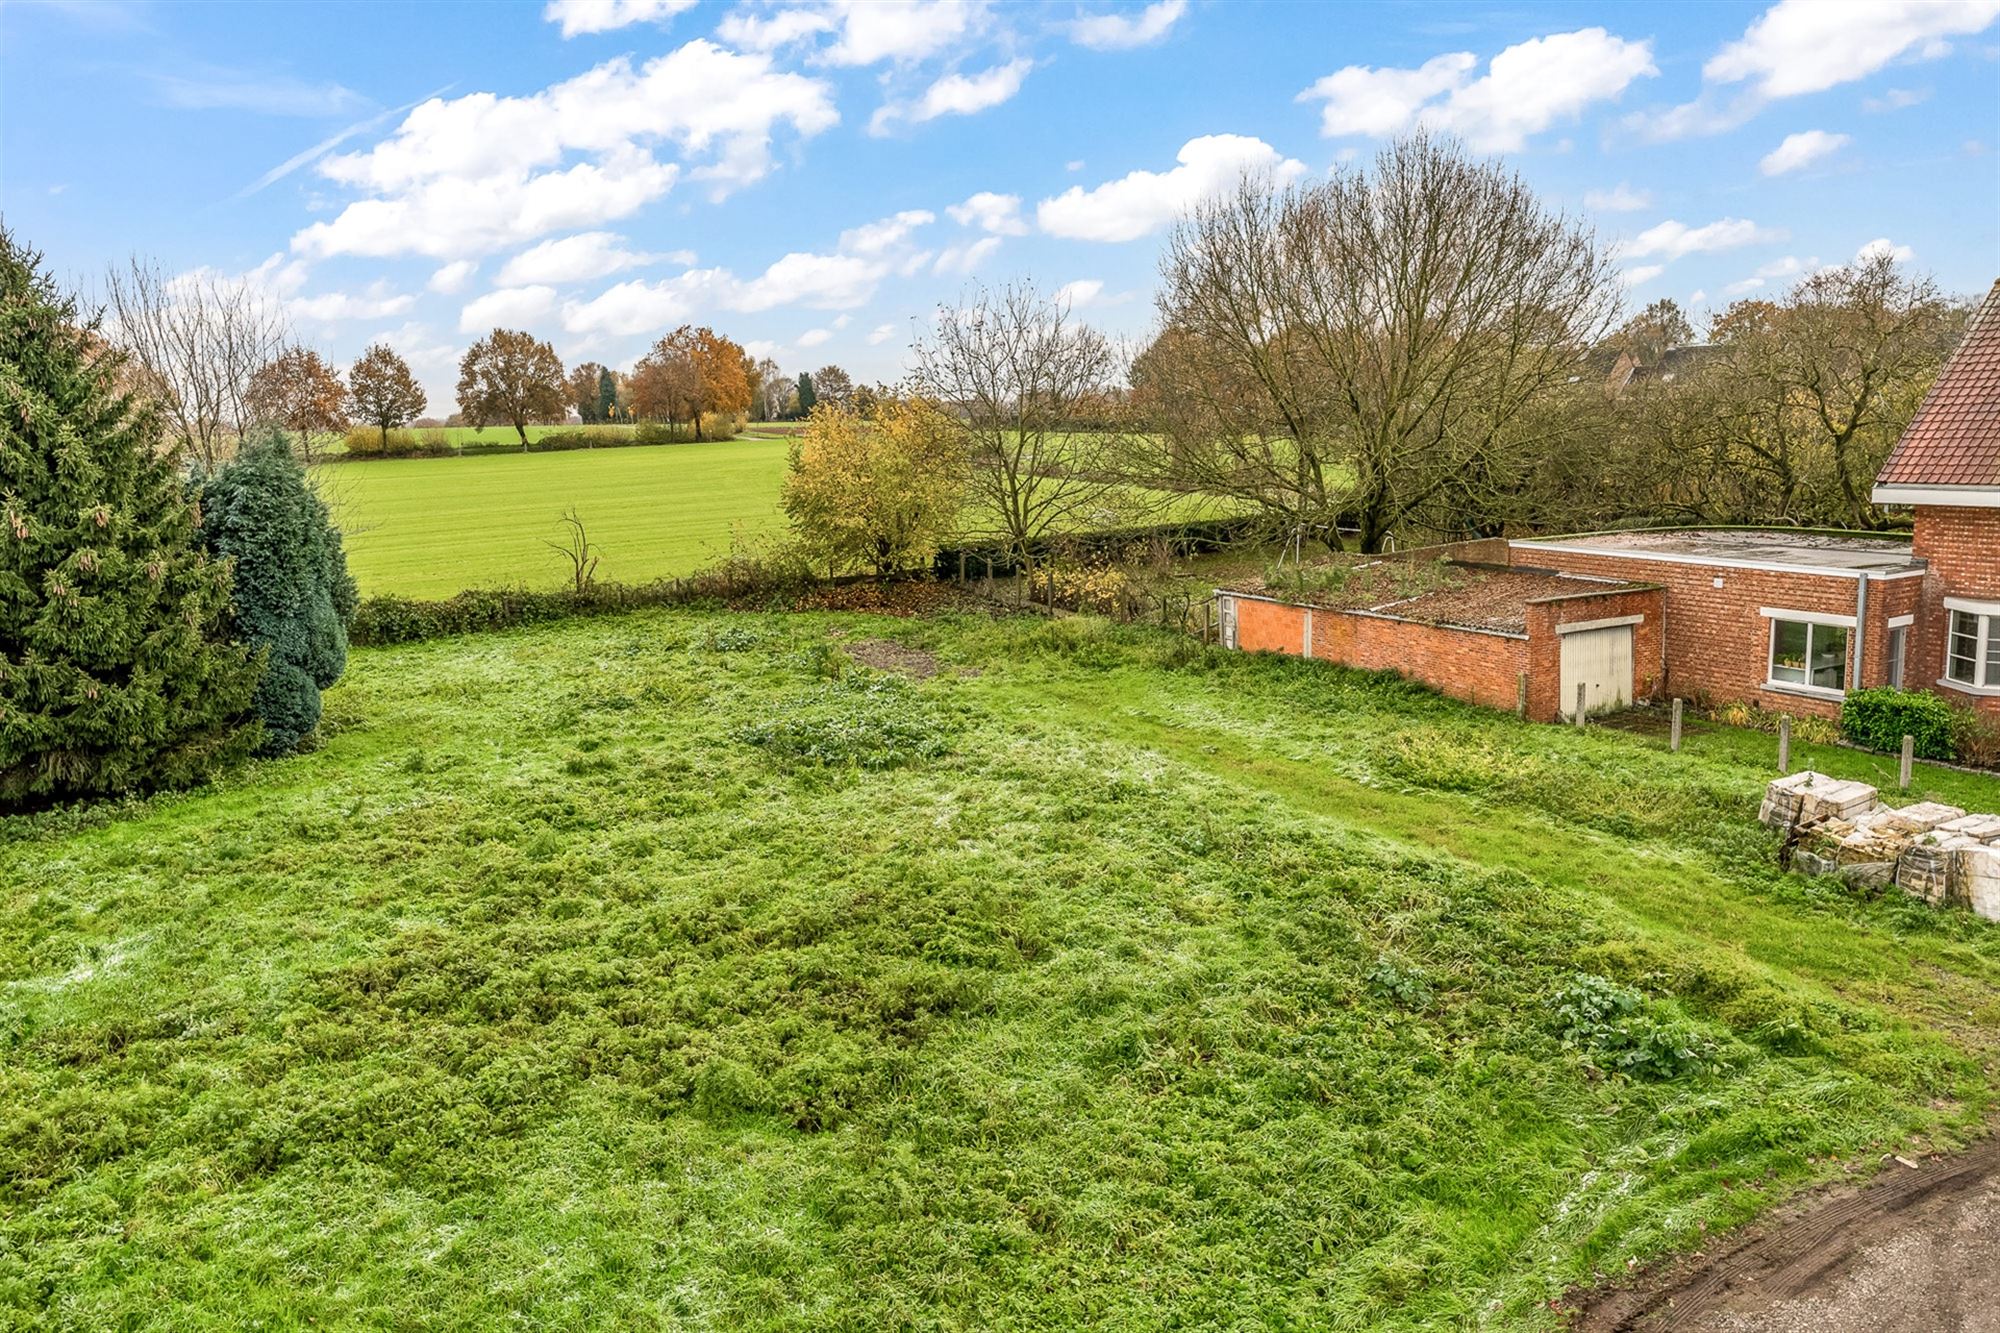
4 611 1998 1329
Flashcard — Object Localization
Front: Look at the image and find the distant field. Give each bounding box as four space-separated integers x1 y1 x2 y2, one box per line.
323 439 795 598
323 438 1233 599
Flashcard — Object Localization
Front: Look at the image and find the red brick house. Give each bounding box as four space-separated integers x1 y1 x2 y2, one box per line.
1871 279 2000 721
1215 279 2000 725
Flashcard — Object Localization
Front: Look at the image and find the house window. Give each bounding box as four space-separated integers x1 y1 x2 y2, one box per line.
1887 625 1908 689
1768 617 1849 693
1946 609 2000 689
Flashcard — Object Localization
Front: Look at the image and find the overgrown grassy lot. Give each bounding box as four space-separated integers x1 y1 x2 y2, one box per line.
7 610 2000 1330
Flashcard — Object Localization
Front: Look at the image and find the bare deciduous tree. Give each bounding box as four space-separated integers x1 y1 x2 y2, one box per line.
102 258 290 470
911 283 1135 571
1147 133 1622 554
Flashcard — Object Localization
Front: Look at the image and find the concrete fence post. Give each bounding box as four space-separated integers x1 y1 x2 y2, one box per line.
957 550 966 584
1516 672 1528 718
1901 734 1916 791
1670 698 1684 753
1778 716 1792 775
1575 683 1587 729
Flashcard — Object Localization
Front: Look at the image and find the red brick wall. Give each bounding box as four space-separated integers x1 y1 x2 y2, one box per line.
1522 586 1667 722
1231 595 1312 655
1912 506 2000 719
1311 610 1530 713
1513 548 1884 720
1222 594 1530 714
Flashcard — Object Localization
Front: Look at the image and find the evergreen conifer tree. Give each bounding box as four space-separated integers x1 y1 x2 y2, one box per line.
200 433 357 755
0 230 258 804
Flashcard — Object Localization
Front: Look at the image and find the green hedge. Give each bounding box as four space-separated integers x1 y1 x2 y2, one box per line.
348 560 829 647
1840 687 1960 761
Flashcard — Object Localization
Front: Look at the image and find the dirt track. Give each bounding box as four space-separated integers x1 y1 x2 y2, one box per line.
1571 1139 2000 1332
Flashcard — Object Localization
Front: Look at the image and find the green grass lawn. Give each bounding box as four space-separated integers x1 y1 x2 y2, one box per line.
320 442 1235 600
6 610 2000 1329
321 439 796 598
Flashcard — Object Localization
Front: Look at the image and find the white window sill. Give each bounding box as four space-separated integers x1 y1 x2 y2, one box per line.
1762 680 1847 702
1938 677 2000 698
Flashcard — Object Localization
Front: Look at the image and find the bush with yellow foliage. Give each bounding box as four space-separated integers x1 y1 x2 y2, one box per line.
782 397 965 577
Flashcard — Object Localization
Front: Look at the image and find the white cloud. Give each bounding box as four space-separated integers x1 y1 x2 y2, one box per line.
497 231 675 285
1639 0 2000 142
544 0 696 38
872 58 1030 133
1069 0 1185 50
1622 265 1665 287
459 285 561 333
1054 278 1104 308
1756 255 1808 278
867 322 898 345
796 327 833 348
294 42 837 259
1299 28 1656 152
743 338 780 358
1856 236 1914 264
1705 0 2000 100
1584 183 1652 212
933 235 1002 275
144 64 363 118
838 209 935 254
1723 277 1765 296
428 260 478 294
290 283 415 323
1037 134 1307 243
716 7 832 50
946 190 1028 235
560 247 893 338
1864 86 1930 112
1759 129 1850 176
1622 217 1785 261
823 0 984 65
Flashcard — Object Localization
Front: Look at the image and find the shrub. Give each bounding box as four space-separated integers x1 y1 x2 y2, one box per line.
1706 699 1842 745
1546 973 1718 1081
200 434 358 754
340 425 421 457
1956 708 2000 770
0 229 259 804
1841 687 1959 761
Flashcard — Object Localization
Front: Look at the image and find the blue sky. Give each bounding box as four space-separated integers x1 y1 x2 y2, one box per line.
4 0 1998 409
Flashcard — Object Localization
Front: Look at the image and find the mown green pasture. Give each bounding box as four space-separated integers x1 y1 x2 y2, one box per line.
321 441 1228 599
321 438 796 598
6 609 2000 1329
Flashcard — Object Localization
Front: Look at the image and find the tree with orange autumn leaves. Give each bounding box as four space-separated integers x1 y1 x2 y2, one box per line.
630 326 750 440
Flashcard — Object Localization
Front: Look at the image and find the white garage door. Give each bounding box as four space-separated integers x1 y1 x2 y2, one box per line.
1559 624 1634 719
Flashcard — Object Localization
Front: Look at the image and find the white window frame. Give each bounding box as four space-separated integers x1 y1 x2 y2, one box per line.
1760 608 1854 699
1943 598 2000 694
1886 617 1911 690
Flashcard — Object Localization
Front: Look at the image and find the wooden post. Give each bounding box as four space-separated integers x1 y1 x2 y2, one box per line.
984 553 993 584
1574 683 1587 729
1670 698 1684 753
1901 734 1915 790
1778 715 1792 775
1515 672 1528 718
957 550 966 584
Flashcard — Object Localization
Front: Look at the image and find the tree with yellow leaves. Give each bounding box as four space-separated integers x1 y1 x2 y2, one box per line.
782 395 965 577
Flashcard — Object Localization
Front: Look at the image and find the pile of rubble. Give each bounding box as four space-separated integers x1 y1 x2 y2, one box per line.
1760 770 2000 920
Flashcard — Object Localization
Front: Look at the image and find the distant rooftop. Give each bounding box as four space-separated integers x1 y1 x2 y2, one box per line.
1515 529 1923 575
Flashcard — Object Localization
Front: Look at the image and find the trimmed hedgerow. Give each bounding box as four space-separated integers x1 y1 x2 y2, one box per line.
1841 686 1960 761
